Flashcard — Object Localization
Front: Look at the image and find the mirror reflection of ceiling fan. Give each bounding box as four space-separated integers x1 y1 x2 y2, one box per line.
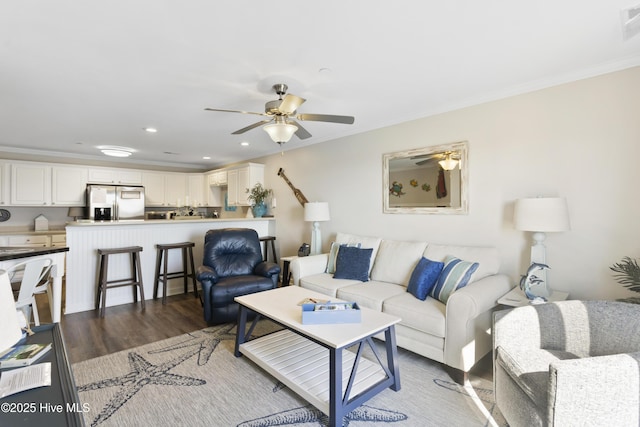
205 83 355 145
412 151 460 170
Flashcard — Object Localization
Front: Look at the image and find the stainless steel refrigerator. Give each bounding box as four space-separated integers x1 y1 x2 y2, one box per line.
86 185 145 221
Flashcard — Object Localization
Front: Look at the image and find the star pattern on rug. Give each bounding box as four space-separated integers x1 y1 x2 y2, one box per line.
148 324 242 365
77 349 205 426
238 404 408 426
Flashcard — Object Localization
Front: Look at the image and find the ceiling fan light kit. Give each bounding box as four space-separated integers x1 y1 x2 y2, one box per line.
438 153 459 171
263 117 298 144
205 83 354 146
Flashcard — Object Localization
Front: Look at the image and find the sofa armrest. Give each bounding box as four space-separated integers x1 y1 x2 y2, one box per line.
290 254 329 286
549 352 640 425
444 274 513 371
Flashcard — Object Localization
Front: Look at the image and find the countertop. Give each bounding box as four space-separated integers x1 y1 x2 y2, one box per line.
66 217 275 226
0 246 69 262
0 229 66 236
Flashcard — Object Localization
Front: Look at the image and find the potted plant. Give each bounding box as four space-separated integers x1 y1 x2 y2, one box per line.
610 256 640 303
246 183 272 218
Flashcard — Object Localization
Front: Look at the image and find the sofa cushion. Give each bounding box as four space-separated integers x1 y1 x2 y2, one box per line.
326 242 361 274
335 232 382 274
299 273 361 298
370 240 428 285
406 257 444 300
336 281 406 311
429 256 479 304
423 244 500 283
383 292 446 337
333 246 373 282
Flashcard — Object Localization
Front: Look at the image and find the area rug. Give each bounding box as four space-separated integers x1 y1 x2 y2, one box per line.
72 322 506 426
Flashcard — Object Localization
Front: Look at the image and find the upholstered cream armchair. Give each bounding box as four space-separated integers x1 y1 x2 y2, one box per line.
494 300 640 427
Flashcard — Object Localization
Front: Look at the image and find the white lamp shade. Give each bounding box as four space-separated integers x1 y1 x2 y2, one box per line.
304 202 330 222
514 197 571 232
263 122 298 143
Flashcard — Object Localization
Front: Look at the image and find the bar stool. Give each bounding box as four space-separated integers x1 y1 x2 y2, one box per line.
259 236 277 264
153 242 198 305
96 246 145 317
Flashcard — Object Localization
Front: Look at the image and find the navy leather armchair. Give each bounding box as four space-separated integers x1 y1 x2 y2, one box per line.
196 228 280 325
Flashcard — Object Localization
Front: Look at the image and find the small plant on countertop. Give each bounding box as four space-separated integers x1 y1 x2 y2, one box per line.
246 183 272 206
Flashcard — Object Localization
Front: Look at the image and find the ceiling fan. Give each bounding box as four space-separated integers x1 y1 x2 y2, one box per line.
205 83 355 145
413 151 460 170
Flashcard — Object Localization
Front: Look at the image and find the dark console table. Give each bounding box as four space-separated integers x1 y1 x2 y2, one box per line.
0 324 84 426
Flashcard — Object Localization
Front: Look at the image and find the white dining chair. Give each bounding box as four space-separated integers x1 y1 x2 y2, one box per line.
6 258 53 326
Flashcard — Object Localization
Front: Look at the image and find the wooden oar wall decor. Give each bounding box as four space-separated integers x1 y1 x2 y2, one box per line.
277 168 309 207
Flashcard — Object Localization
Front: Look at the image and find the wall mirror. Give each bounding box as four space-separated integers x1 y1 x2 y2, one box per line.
383 141 468 214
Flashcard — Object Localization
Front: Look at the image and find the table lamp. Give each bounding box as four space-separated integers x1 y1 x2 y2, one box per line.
514 197 570 297
304 202 330 255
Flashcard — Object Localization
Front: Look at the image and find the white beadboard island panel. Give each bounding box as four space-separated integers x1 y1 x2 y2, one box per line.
64 218 275 314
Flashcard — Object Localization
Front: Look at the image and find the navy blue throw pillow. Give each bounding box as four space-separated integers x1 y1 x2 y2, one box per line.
407 257 444 300
333 246 373 282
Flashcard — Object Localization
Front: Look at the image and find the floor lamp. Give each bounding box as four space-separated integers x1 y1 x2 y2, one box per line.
304 202 330 255
514 197 570 297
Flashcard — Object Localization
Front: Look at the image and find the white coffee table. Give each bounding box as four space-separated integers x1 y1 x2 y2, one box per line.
234 286 401 427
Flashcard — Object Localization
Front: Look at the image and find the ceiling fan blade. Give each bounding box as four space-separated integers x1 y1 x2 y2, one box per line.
296 113 355 124
231 119 273 135
278 94 306 114
289 120 312 139
205 108 268 117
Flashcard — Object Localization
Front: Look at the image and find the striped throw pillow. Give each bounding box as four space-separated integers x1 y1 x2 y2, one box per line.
325 242 361 274
429 255 479 304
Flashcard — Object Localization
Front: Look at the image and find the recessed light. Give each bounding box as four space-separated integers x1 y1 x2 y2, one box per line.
202 156 211 160
240 141 250 146
144 127 158 133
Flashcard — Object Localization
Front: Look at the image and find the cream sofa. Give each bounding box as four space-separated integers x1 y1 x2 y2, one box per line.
290 232 512 382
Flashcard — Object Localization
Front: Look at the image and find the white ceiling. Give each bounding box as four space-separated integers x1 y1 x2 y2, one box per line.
1 1 639 171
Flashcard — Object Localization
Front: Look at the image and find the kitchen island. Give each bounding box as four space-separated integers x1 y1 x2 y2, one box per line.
65 218 275 314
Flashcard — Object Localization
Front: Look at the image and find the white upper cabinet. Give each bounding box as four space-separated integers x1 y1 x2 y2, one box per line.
51 166 88 206
187 174 205 207
226 163 264 206
0 162 8 205
208 169 228 186
142 171 187 207
10 163 52 206
88 168 142 185
141 171 165 207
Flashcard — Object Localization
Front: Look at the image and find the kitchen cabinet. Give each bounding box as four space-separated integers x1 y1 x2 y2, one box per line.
8 235 49 248
208 169 228 186
0 162 8 205
142 171 165 206
51 234 67 247
142 171 187 207
187 174 205 207
165 173 187 207
226 163 264 206
88 167 142 185
10 163 52 206
51 166 88 206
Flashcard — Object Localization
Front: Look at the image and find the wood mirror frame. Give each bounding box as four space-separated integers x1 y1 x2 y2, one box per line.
383 141 468 214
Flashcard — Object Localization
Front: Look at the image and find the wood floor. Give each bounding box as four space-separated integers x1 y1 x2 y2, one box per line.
35 289 492 381
36 292 207 364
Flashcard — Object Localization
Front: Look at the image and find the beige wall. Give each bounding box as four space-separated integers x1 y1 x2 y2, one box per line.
255 66 640 300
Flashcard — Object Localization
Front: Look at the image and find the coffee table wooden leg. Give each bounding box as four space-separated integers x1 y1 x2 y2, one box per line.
329 347 343 427
235 306 248 357
385 325 401 391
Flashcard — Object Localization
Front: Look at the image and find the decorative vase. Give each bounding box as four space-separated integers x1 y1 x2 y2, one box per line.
252 202 267 218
